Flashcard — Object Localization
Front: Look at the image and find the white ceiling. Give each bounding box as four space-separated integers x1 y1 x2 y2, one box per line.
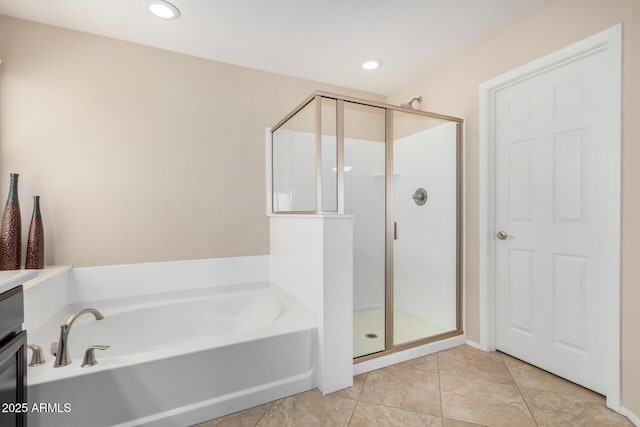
0 0 555 95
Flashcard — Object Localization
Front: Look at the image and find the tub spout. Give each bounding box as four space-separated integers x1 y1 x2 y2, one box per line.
53 308 105 368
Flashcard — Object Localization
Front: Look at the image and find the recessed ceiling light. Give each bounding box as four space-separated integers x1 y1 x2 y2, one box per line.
362 59 382 71
149 0 181 20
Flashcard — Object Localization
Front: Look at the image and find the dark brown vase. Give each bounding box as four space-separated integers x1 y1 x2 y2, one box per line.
0 173 21 270
25 196 44 270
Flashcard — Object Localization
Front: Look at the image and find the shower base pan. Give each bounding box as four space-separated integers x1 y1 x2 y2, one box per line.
353 306 451 358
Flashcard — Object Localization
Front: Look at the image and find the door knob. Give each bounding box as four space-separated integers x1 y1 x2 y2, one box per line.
496 231 513 240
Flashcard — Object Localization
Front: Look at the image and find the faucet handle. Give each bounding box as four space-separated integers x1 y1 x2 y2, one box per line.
81 345 110 368
27 344 46 367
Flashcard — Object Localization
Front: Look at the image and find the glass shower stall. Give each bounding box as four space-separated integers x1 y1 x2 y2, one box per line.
270 92 463 360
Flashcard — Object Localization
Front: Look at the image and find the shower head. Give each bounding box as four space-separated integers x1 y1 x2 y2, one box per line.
400 96 423 109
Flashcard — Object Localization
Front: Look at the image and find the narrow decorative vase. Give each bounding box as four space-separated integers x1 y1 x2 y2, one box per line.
0 173 21 270
25 196 44 270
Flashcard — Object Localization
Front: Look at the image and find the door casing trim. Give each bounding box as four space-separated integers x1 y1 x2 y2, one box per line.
478 24 622 410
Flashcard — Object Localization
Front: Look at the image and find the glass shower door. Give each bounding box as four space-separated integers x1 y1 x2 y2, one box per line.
392 112 459 345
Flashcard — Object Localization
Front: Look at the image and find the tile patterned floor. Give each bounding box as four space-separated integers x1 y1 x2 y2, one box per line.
193 345 634 427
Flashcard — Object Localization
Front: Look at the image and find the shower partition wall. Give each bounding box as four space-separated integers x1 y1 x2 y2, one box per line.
270 92 463 360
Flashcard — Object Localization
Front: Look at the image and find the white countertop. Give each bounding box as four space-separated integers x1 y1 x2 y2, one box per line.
0 270 39 294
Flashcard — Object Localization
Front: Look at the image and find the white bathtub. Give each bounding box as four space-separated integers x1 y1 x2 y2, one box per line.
27 282 316 427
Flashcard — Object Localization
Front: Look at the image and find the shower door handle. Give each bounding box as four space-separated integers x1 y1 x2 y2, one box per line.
394 222 399 240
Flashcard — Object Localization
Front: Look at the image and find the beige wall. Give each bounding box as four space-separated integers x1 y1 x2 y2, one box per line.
0 15 384 267
388 0 639 415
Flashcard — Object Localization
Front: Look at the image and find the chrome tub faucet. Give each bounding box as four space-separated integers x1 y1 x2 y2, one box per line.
53 308 105 368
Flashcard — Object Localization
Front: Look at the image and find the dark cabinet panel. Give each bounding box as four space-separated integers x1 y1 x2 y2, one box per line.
0 286 26 427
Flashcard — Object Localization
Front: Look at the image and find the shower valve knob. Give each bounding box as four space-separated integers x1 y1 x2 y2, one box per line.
412 188 428 206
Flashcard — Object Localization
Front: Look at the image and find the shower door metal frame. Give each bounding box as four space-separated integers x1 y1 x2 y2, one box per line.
375 111 464 362
271 91 464 361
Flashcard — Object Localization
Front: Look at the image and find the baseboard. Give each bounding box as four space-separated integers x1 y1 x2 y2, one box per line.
115 371 314 427
353 335 466 376
621 406 640 426
465 339 483 350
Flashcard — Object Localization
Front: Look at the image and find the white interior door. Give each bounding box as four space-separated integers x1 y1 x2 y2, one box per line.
494 39 619 394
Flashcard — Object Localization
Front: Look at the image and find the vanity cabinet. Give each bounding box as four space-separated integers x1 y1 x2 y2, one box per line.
0 285 27 427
